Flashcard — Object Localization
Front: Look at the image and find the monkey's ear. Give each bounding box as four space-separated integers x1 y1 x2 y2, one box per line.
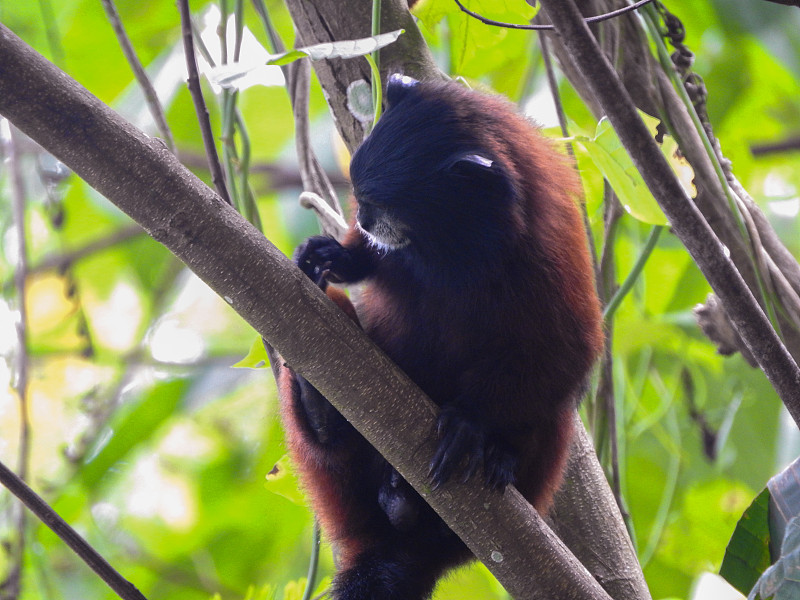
386 73 419 107
448 153 509 192
448 153 498 177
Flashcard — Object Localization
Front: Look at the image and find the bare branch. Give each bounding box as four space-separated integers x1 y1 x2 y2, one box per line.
176 0 231 204
538 0 800 425
453 0 655 31
751 136 800 156
0 460 149 600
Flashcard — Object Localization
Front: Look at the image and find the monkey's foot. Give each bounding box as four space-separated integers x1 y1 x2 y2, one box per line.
429 406 518 492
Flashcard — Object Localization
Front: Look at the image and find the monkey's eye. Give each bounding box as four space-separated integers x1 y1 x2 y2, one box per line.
355 189 389 208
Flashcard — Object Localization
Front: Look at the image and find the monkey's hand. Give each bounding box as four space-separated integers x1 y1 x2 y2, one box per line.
429 405 518 492
295 236 371 287
295 236 349 287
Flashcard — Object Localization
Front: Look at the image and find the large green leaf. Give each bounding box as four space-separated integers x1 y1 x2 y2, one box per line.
574 117 669 226
720 488 772 595
79 378 190 489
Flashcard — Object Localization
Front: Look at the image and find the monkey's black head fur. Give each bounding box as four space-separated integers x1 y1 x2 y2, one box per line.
349 76 513 265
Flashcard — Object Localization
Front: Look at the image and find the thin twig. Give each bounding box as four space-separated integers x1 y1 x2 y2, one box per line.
287 58 343 222
100 0 176 153
252 0 343 217
0 460 149 600
234 0 245 62
179 151 348 188
25 225 144 276
751 136 800 156
251 0 287 54
38 0 66 67
595 183 629 529
603 226 664 320
454 0 655 31
176 0 231 204
300 522 322 600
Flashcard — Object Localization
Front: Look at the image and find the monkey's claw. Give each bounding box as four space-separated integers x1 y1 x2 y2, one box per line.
428 407 517 492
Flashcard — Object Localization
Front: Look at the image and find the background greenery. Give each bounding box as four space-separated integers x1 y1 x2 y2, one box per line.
1 0 799 599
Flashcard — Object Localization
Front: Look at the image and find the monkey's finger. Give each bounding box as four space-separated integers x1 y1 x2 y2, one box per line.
462 446 484 483
428 423 474 489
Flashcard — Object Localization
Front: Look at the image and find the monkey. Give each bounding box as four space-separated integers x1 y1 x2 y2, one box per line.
278 74 604 600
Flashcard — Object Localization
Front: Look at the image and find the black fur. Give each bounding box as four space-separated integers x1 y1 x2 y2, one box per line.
280 74 603 599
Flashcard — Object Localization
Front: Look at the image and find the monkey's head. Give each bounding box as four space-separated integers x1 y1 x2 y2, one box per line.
349 75 518 261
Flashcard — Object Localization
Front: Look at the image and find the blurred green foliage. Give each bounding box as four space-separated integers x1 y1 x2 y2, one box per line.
0 0 799 599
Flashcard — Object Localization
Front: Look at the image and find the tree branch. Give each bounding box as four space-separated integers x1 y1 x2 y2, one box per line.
537 0 800 423
0 23 614 600
100 0 176 153
176 0 231 204
537 0 800 366
0 459 148 600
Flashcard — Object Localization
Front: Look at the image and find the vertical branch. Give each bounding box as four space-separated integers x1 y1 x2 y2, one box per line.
99 0 176 153
595 183 624 501
538 0 800 425
233 0 245 62
0 120 31 600
176 0 231 205
253 0 343 219
287 58 345 230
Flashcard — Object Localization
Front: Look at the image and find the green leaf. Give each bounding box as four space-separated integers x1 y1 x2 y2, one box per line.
574 117 669 226
720 488 772 595
232 336 271 369
80 378 190 489
265 454 307 506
